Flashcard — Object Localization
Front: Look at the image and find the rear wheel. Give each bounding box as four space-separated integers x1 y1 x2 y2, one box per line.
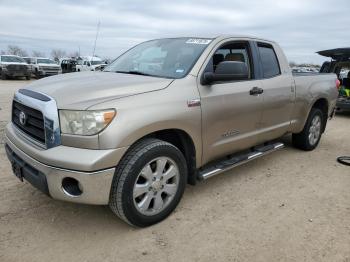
1 72 6 80
109 138 187 227
26 75 31 80
292 108 324 151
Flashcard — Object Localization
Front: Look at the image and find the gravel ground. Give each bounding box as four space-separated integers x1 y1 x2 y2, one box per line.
0 80 349 262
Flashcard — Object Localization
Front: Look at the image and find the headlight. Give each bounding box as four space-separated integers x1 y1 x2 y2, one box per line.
59 109 116 135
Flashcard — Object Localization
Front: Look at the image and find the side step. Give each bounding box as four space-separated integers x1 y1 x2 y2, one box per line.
198 142 284 180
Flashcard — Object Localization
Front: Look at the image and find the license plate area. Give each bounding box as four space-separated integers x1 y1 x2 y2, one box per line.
12 161 23 182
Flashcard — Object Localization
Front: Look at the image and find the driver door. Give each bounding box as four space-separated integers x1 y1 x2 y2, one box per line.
198 40 264 164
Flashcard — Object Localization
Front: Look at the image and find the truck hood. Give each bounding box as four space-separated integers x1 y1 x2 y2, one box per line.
24 71 173 109
2 62 28 66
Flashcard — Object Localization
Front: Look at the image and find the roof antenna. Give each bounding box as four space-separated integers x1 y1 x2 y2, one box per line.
92 20 100 58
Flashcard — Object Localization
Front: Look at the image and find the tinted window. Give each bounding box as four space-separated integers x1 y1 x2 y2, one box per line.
258 44 280 78
37 58 56 64
91 61 102 65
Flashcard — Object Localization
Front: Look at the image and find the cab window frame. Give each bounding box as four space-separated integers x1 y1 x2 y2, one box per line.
201 40 258 84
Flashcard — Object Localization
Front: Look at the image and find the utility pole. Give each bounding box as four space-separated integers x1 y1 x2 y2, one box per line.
92 20 100 58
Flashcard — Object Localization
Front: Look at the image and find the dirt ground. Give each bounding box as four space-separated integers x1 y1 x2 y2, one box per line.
0 79 349 262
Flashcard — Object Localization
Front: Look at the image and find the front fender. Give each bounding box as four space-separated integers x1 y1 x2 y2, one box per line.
95 76 203 166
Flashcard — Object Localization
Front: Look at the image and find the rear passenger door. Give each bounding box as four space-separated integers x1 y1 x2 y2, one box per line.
255 42 295 142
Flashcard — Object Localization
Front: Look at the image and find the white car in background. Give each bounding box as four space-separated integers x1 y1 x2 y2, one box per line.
23 57 60 78
76 56 106 71
0 55 31 80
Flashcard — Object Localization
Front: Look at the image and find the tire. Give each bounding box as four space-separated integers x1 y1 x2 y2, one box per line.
1 72 7 80
109 138 187 227
26 75 31 80
35 70 41 79
292 108 324 151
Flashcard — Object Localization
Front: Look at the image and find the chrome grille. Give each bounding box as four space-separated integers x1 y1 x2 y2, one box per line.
12 101 45 144
7 64 28 72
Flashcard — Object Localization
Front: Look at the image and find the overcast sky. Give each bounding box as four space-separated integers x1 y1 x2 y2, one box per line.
0 0 349 64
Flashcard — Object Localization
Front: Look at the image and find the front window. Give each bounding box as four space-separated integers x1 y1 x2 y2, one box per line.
104 38 212 78
1 56 26 63
205 41 253 79
23 58 31 64
37 58 56 64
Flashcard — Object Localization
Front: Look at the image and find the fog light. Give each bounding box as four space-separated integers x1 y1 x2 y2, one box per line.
62 177 82 197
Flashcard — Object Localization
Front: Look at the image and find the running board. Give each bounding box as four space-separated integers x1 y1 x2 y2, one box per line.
198 142 284 180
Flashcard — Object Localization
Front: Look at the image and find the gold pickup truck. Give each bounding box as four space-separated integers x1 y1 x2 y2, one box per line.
5 35 338 227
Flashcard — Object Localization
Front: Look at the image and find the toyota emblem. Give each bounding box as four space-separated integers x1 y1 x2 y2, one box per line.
19 111 27 126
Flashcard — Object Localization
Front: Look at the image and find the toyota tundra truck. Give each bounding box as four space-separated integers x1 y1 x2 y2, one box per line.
4 36 338 227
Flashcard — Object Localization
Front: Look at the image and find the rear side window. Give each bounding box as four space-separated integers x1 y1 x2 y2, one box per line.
258 44 280 78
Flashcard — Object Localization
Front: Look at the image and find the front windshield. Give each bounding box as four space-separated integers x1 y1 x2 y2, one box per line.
1 56 25 63
104 38 212 78
91 60 102 65
37 58 56 64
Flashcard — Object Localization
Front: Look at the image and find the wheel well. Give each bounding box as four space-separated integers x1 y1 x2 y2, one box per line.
146 129 197 185
312 98 328 132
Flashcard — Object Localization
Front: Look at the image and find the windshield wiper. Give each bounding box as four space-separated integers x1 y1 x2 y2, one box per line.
115 70 153 76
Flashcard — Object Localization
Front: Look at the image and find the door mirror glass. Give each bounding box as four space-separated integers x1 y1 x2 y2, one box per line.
202 61 249 85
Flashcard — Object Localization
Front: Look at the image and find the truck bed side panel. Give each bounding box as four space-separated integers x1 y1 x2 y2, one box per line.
290 73 338 133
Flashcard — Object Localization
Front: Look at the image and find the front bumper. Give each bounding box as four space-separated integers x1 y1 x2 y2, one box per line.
4 70 30 77
38 70 60 76
5 137 116 205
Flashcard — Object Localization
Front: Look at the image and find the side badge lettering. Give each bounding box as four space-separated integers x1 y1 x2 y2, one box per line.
187 99 201 107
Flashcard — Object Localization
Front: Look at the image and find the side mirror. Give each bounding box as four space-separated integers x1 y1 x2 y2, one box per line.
201 61 249 85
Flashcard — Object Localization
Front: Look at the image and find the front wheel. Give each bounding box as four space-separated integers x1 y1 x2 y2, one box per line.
109 138 187 227
292 108 324 151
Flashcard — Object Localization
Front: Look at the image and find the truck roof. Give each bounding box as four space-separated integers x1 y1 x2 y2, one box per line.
317 48 350 60
153 35 275 43
215 34 275 42
1 54 20 57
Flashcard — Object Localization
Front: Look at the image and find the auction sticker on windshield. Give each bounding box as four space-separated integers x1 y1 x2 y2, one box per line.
186 38 212 45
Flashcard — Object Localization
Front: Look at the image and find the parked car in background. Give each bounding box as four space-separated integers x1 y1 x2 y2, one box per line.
318 48 350 112
60 58 77 74
0 55 31 80
5 36 338 227
23 57 60 78
76 56 106 71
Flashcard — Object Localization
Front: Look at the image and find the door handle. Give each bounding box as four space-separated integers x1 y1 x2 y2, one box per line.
249 87 264 95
